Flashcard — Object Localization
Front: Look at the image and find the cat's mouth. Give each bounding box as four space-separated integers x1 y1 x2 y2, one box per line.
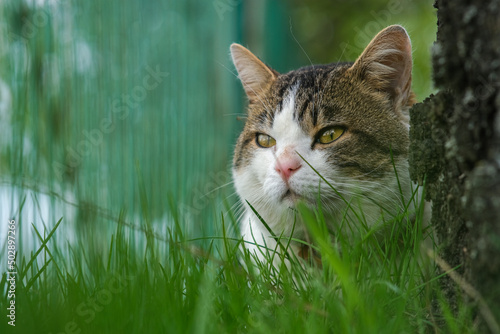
280 188 316 207
281 189 301 202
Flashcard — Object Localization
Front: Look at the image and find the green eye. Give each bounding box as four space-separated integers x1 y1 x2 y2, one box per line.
317 126 345 144
256 133 276 148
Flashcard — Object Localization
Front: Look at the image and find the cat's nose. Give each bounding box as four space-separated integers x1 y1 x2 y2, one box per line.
275 155 302 182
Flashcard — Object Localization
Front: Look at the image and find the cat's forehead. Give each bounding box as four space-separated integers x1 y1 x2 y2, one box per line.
272 63 351 103
266 63 352 130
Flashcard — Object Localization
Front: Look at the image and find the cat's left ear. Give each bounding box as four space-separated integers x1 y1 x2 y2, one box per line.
349 25 415 109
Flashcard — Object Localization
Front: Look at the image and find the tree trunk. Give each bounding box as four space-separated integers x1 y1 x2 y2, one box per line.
409 0 500 331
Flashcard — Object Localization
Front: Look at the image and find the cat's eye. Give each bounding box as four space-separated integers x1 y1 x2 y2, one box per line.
317 126 345 144
256 133 276 148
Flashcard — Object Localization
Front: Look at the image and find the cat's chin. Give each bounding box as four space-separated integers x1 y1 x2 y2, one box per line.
279 189 315 207
280 189 299 203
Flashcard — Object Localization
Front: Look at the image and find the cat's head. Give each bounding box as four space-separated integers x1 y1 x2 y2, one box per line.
231 25 415 230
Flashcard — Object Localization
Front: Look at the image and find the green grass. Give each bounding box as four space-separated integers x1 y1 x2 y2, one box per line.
0 1 472 332
1 182 476 334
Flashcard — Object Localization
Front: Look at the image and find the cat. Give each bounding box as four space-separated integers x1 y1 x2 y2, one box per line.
230 25 416 266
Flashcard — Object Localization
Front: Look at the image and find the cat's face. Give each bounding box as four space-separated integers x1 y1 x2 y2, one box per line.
231 25 415 232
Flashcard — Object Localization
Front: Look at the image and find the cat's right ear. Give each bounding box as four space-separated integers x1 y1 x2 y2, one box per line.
349 25 414 110
230 44 278 103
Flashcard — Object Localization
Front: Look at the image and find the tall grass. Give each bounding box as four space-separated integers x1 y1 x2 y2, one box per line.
0 1 472 333
1 180 475 333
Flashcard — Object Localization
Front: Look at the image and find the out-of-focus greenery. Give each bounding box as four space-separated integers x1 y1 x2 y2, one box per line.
1 0 437 239
0 1 467 333
2 0 240 240
290 0 437 100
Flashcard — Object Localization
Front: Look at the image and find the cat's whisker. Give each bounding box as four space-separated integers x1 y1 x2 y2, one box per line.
217 61 242 82
332 40 350 68
240 82 273 110
223 113 247 118
289 17 314 69
317 180 403 212
289 17 320 123
201 180 235 198
328 181 401 204
223 192 241 204
229 200 245 219
336 175 408 199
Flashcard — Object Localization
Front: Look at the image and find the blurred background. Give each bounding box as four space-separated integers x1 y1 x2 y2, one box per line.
0 0 436 252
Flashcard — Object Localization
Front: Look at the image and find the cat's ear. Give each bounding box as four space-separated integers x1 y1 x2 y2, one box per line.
350 25 415 109
230 43 278 103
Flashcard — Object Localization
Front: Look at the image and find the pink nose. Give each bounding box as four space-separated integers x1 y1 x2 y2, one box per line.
275 155 302 182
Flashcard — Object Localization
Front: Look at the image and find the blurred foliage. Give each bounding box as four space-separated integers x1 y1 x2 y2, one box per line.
0 2 459 332
288 0 437 100
2 0 240 239
1 0 436 240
